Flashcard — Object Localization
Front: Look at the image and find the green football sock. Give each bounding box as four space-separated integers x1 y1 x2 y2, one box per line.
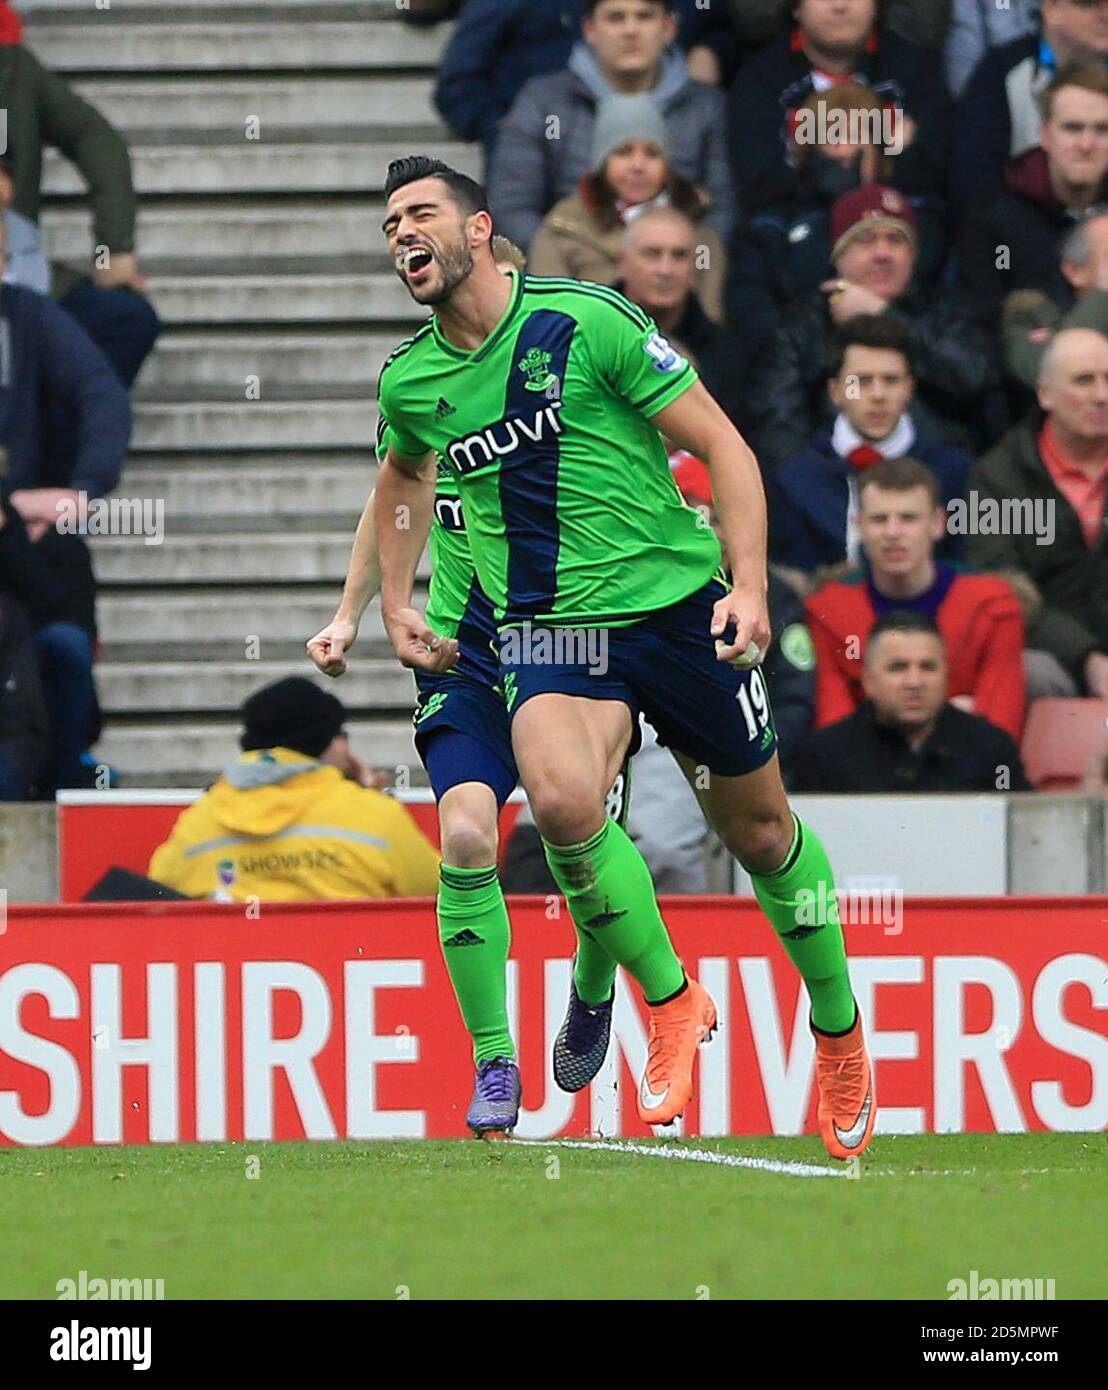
437 864 515 1064
564 759 633 1005
544 820 685 1004
571 927 618 1008
749 816 856 1033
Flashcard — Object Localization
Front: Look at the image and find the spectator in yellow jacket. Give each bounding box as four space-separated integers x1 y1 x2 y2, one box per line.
149 677 439 901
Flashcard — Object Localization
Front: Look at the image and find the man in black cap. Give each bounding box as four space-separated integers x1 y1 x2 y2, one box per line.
148 677 440 901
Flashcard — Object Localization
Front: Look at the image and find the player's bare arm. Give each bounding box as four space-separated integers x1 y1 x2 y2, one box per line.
306 490 381 677
651 381 771 665
375 446 458 673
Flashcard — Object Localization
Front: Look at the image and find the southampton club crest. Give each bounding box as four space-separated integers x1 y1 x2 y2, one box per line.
518 347 560 397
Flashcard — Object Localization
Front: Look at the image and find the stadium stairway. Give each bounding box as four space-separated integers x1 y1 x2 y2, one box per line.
20 0 472 786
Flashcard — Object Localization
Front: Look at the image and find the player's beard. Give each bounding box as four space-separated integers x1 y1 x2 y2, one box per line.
412 237 474 306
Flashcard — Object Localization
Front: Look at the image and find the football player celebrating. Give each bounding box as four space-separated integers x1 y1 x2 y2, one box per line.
308 243 626 1138
373 156 876 1159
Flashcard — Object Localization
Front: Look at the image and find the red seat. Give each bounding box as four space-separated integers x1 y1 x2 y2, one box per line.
1020 699 1108 791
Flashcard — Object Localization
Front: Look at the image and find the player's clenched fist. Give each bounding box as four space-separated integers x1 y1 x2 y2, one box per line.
306 617 359 677
711 586 771 668
384 606 459 673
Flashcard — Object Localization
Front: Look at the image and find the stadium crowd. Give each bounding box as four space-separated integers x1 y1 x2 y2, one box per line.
2 0 1108 899
412 0 1108 805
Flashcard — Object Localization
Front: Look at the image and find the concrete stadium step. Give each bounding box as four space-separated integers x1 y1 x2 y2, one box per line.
94 718 425 790
121 447 370 472
101 637 401 664
96 587 421 660
99 585 356 643
24 17 446 73
100 585 349 648
143 272 419 325
134 333 395 395
69 76 439 131
42 140 477 198
99 658 416 713
90 532 432 584
131 399 377 452
19 0 455 785
121 460 376 519
42 201 385 266
19 0 457 776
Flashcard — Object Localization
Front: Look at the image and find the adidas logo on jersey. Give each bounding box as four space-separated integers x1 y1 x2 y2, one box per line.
435 396 457 420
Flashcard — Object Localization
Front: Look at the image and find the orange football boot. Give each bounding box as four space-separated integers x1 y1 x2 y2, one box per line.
813 1009 877 1160
637 977 718 1126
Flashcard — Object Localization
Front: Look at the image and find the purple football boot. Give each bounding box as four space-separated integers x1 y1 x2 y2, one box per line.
466 1057 521 1137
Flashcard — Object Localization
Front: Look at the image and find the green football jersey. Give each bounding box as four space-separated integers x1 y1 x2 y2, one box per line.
377 273 722 628
375 414 480 642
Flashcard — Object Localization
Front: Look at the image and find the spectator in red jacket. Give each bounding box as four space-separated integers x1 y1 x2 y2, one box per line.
805 456 1027 739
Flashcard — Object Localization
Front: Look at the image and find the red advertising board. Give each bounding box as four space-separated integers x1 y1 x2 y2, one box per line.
1 897 1104 1146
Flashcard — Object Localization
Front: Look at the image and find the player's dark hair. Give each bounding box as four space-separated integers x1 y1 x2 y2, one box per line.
857 456 941 507
827 313 914 379
384 156 490 219
865 609 943 662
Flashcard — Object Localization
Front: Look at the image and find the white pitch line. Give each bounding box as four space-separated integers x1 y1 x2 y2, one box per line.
513 1137 846 1179
512 1142 1084 1181
864 1166 1072 1178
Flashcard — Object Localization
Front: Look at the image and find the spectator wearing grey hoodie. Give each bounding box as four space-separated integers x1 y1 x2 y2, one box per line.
489 0 734 253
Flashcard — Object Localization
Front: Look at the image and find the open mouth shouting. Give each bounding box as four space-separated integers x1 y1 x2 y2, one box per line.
397 243 436 286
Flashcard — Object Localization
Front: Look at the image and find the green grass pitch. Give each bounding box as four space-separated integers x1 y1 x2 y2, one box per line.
2 1133 1102 1300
